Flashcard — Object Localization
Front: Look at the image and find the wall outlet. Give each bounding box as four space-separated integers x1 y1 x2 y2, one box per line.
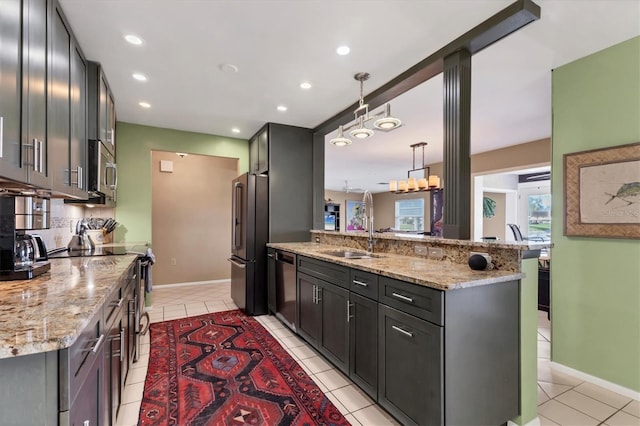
428 247 444 259
170 258 177 266
470 252 492 263
414 245 428 256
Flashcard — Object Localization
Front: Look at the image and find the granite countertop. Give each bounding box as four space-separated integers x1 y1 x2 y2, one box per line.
310 230 552 251
267 242 525 291
0 254 138 359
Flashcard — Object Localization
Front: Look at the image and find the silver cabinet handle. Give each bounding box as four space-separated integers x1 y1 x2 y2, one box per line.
312 285 316 304
83 420 90 426
32 138 39 171
315 286 321 304
347 301 353 322
0 116 3 157
109 297 124 308
392 292 414 303
77 166 83 189
38 139 44 173
353 279 369 287
392 325 414 338
267 253 274 258
119 327 124 361
82 333 105 354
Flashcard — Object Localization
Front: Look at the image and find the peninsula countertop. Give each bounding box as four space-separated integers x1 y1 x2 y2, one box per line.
0 254 138 359
266 242 525 291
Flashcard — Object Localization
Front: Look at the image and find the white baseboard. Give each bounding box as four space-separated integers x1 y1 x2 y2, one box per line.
508 417 540 426
153 279 231 289
550 361 640 400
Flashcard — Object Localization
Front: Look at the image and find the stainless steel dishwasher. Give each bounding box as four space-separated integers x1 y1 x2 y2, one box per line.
275 251 296 331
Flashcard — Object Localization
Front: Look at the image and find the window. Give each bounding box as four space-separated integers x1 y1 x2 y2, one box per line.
395 199 425 231
527 194 551 241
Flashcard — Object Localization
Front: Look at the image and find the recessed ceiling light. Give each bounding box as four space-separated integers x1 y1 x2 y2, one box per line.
277 105 287 112
300 81 312 90
219 63 239 73
231 128 240 134
336 45 350 55
132 73 147 81
139 101 151 108
124 34 143 45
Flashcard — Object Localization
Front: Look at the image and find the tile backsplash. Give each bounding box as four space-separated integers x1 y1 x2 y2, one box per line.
27 199 115 251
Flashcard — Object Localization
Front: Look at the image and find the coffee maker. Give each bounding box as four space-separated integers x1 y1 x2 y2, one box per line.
0 195 51 280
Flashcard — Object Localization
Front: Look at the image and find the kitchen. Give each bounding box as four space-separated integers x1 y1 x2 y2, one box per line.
1 1 639 426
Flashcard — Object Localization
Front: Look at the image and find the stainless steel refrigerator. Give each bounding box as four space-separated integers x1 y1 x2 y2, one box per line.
229 173 269 315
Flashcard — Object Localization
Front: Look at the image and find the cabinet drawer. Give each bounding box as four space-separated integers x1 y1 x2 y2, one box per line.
350 269 379 301
298 256 349 289
59 307 104 411
379 276 443 326
104 283 124 327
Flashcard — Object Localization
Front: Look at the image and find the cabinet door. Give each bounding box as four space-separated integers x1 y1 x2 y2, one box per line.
296 272 320 346
349 293 377 399
257 128 268 173
48 6 70 193
249 134 259 173
99 75 107 144
0 0 25 182
108 311 124 425
24 0 49 187
378 305 443 426
106 92 115 152
267 249 276 314
69 43 87 197
68 342 104 426
318 281 349 374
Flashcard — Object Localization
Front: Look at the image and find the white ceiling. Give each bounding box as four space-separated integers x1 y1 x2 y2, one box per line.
59 0 640 193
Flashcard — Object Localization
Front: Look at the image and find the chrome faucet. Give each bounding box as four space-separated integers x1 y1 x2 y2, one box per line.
363 190 375 253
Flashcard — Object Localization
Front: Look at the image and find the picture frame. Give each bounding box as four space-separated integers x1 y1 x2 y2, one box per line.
563 142 640 238
345 200 366 231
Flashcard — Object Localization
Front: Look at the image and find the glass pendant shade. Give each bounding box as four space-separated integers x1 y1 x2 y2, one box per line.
330 126 352 146
349 116 374 139
373 103 402 130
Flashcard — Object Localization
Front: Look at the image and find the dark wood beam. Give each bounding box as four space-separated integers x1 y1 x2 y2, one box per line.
312 0 540 136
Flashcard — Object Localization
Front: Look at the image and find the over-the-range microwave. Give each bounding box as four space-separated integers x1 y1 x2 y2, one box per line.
63 140 117 207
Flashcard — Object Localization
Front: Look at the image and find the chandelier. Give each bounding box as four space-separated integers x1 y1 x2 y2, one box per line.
389 142 441 192
329 72 402 147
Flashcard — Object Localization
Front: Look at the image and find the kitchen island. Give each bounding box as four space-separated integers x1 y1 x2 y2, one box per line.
268 231 550 426
0 253 141 425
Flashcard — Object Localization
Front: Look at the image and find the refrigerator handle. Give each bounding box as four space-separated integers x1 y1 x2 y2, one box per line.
227 257 246 268
232 181 243 250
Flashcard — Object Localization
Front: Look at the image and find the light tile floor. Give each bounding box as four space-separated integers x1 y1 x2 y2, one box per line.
117 283 640 426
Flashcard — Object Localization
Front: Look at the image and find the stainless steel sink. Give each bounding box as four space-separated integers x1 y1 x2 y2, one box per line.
321 250 383 259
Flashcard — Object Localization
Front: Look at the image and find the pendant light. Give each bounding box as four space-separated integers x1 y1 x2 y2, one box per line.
328 72 402 147
389 142 441 193
329 125 352 146
373 103 402 130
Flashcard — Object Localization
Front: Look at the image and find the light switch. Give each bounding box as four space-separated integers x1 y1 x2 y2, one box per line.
160 160 174 173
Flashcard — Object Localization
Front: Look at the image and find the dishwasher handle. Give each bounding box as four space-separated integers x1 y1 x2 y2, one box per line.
275 252 295 264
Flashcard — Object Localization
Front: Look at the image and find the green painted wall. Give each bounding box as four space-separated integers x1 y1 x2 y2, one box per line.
551 37 640 391
114 122 248 243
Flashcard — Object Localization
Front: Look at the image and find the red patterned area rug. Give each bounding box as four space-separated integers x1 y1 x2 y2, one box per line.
138 310 350 426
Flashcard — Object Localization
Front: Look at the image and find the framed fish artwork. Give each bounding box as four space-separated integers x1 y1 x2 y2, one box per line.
564 142 640 238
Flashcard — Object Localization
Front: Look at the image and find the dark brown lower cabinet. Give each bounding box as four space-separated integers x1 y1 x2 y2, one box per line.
297 272 321 346
318 280 349 374
378 304 443 426
68 348 104 426
348 293 378 399
293 257 518 426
